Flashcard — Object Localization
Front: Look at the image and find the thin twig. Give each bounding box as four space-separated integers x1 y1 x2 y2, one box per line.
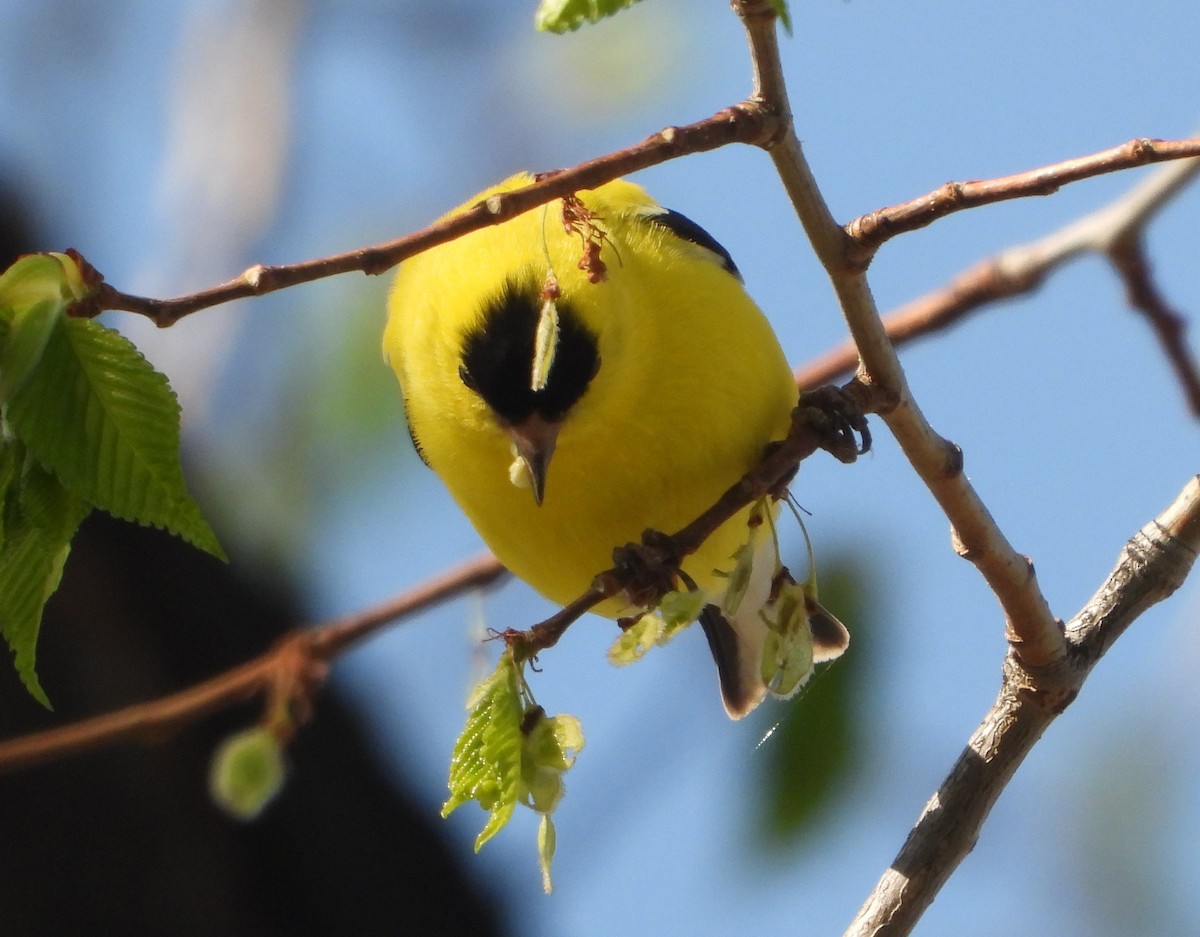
512 381 879 658
0 553 506 775
0 373 877 774
845 475 1200 937
845 137 1200 266
1107 235 1200 417
735 0 1065 667
86 106 783 327
796 156 1200 392
72 108 1198 333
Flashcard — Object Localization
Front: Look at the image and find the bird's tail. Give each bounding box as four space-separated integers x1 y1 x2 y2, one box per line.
698 526 849 719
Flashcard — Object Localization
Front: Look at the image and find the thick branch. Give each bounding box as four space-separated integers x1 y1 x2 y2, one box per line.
735 0 1063 667
846 476 1200 937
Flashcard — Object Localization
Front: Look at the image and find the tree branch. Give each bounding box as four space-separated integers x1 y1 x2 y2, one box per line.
796 155 1200 393
845 137 1200 266
0 376 877 774
1107 232 1200 417
0 553 506 775
86 105 784 326
8 14 1197 930
845 475 1200 937
735 0 1064 667
512 381 878 658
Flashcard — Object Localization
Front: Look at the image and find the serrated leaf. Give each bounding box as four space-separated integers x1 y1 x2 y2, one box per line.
19 455 90 541
6 317 224 559
443 652 526 851
209 726 287 820
0 446 90 707
0 437 21 555
535 0 644 33
0 531 66 707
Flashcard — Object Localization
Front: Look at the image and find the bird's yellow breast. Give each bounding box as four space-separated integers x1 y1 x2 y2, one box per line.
384 173 797 615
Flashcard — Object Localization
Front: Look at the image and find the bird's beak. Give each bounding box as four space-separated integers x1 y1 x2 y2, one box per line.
507 415 560 506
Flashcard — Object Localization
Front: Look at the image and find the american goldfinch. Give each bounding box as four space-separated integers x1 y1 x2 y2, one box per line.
384 173 847 717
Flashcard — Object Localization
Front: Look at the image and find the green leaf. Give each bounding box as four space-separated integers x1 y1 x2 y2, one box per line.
758 577 815 698
607 588 703 665
0 298 62 403
538 814 557 894
19 451 85 539
607 612 662 665
535 0 644 33
521 707 583 894
767 0 792 35
443 651 526 851
209 726 287 820
0 531 68 707
0 251 97 405
6 317 224 559
0 252 84 311
445 651 585 882
0 442 90 707
0 435 20 554
521 709 584 815
658 587 705 633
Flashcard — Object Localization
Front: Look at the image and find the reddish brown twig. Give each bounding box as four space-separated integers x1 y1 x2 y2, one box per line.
796 155 1200 393
1107 235 1200 417
0 553 505 775
845 137 1200 267
0 374 876 776
88 105 782 327
508 382 878 659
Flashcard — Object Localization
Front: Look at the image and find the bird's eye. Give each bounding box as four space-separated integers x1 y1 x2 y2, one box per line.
458 363 479 393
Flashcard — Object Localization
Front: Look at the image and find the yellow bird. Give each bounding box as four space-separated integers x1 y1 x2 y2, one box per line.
384 173 847 718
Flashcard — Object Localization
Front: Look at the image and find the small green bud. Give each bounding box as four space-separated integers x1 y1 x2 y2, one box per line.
209 726 286 821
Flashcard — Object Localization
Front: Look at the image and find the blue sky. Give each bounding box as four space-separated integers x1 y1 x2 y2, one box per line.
3 2 1199 934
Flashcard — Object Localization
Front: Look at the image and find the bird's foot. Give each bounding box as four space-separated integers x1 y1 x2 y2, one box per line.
797 383 872 465
606 529 682 610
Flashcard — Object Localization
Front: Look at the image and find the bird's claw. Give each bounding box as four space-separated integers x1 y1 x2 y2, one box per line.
797 384 872 464
606 529 682 610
